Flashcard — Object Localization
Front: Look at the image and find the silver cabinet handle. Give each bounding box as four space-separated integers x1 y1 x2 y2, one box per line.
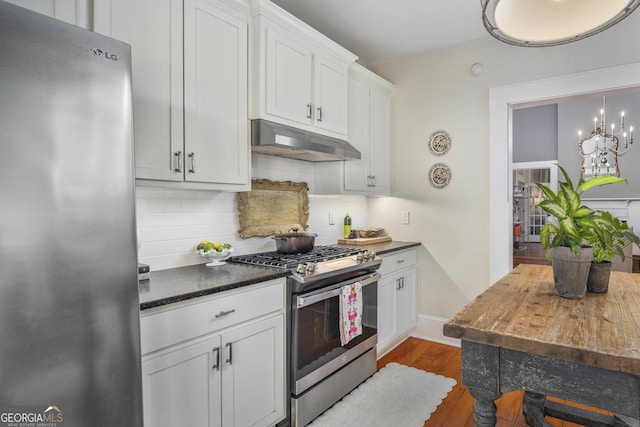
396 278 401 290
212 346 220 371
367 175 372 187
397 259 405 264
214 309 235 319
371 175 376 187
317 106 323 122
188 152 195 173
174 151 182 172
307 104 312 119
225 342 233 365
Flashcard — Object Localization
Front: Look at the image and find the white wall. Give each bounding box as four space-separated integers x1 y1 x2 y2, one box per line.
368 11 640 320
137 154 368 270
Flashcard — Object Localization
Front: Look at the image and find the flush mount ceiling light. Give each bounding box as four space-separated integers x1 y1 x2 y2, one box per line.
481 0 640 47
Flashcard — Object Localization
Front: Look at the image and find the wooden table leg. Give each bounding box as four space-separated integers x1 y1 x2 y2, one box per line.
461 341 502 427
522 391 552 427
467 386 502 427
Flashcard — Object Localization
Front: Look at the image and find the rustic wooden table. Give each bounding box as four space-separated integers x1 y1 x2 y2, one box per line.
443 264 640 427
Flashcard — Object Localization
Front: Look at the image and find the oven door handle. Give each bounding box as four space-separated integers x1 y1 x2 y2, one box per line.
296 272 381 308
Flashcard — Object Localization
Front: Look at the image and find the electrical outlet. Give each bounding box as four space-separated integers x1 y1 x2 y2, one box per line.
401 211 410 224
329 211 336 225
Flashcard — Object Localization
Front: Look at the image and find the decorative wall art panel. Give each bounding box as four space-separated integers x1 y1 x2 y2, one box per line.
428 130 451 156
428 163 452 189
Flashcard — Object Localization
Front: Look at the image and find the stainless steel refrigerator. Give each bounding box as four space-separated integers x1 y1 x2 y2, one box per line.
0 2 143 426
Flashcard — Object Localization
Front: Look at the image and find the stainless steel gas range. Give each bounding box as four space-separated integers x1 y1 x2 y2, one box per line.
230 245 381 426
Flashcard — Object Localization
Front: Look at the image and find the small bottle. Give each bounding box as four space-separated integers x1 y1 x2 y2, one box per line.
343 211 352 239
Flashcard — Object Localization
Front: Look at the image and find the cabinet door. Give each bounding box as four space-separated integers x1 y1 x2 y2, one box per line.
221 315 285 427
96 0 184 181
142 337 222 427
265 28 313 126
377 273 398 353
369 88 392 194
6 0 88 28
313 53 349 136
397 267 418 334
183 0 249 184
344 78 370 192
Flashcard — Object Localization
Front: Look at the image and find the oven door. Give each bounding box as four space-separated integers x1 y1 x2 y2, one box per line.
291 272 379 396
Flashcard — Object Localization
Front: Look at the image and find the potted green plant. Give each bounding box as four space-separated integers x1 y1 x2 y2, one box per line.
586 211 640 292
536 165 626 298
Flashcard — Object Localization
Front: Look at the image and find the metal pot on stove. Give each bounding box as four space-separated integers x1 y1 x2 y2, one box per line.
272 228 317 254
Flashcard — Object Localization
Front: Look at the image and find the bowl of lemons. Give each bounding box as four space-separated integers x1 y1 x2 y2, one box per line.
196 240 234 267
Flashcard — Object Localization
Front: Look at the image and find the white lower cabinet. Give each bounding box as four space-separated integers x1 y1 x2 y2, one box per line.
140 280 285 427
143 337 222 427
377 249 418 356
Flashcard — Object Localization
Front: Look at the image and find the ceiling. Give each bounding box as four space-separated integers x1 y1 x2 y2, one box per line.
270 0 488 67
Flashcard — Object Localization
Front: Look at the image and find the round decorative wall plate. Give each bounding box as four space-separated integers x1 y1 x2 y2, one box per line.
428 163 452 188
428 130 451 156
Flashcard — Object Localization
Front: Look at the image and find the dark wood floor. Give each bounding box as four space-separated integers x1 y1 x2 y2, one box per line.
377 337 612 427
512 242 550 269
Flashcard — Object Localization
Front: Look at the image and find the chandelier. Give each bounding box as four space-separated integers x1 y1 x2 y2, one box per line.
578 97 634 179
481 0 640 47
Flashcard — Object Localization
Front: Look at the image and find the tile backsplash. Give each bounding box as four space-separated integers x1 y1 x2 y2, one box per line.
137 154 369 271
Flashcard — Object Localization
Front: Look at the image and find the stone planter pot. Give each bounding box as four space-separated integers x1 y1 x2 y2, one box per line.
587 261 612 293
550 246 593 299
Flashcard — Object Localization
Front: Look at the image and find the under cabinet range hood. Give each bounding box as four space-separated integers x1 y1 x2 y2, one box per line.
251 119 361 162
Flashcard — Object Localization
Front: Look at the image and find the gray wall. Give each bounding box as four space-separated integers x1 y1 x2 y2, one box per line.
513 104 558 162
515 92 640 199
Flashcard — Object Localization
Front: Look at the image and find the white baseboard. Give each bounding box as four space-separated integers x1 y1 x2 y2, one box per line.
410 314 460 347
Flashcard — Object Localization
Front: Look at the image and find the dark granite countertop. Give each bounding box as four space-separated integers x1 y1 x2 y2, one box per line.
138 263 289 310
138 241 420 310
338 240 420 255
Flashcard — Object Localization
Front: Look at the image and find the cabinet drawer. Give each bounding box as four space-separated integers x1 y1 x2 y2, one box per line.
141 281 284 354
379 249 417 276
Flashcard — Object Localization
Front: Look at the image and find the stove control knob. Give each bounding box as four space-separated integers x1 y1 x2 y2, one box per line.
363 251 371 260
296 264 307 274
306 263 316 273
369 251 376 260
356 253 364 262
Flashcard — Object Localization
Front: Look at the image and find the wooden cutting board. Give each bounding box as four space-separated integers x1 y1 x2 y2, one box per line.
337 236 392 245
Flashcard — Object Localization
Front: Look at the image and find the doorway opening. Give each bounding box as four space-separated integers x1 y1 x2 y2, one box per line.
489 62 640 283
511 161 558 267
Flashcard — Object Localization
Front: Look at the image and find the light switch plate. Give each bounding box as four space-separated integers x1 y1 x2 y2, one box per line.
401 211 410 224
329 211 336 225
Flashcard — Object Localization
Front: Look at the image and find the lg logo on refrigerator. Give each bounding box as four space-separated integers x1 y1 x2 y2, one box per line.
91 48 118 61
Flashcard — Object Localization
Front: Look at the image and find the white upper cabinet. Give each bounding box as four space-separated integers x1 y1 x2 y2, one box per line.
183 0 249 186
313 52 349 135
95 0 250 191
315 63 394 195
5 0 91 28
264 28 313 126
249 0 356 139
95 0 183 182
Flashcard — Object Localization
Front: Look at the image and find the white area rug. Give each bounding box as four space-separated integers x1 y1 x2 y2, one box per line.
310 362 456 427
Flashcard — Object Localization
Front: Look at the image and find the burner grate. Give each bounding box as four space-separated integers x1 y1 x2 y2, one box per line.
228 245 361 269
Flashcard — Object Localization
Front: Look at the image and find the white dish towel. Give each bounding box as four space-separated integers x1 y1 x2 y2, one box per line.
339 281 363 345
